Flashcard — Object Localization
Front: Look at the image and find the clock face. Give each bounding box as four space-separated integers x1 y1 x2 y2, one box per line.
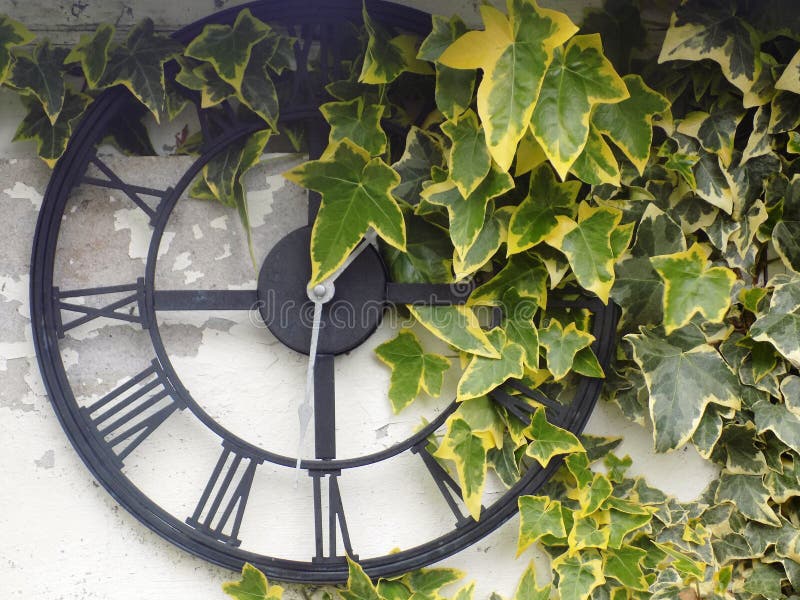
30 0 617 583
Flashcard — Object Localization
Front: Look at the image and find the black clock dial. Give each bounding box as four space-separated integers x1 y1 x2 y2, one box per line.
30 0 618 583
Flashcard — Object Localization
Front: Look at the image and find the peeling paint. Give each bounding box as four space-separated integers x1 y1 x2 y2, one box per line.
114 205 176 262
215 243 232 260
35 449 55 469
3 180 42 209
171 251 192 271
192 224 203 239
184 270 204 284
209 215 228 230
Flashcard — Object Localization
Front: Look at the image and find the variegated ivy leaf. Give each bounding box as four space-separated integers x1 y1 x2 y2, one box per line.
551 551 605 600
237 35 288 129
320 98 387 157
654 543 707 581
175 59 236 108
438 1 577 172
184 9 269 89
577 473 612 516
539 321 595 381
456 396 506 449
391 127 445 205
64 23 114 88
627 329 741 452
433 417 491 520
402 568 465 598
375 330 450 413
441 109 492 198
603 545 648 591
97 19 183 122
769 90 800 134
514 129 547 176
7 40 68 124
0 14 33 85
360 6 431 84
672 134 734 213
524 407 585 467
747 309 800 369
676 107 744 168
530 34 628 180
568 514 610 553
789 131 800 154
507 163 580 255
500 289 539 369
569 125 620 186
742 105 773 164
512 562 550 600
715 472 782 526
517 496 567 555
753 400 800 454
453 206 512 279
13 91 90 168
781 376 800 417
592 74 669 175
341 556 380 600
376 580 410 600
409 305 499 358
776 48 800 95
457 329 525 401
650 243 736 333
659 0 764 107
383 211 453 284
223 563 283 600
545 202 628 304
469 253 548 308
420 163 513 258
744 561 785 600
607 504 653 549
284 140 405 285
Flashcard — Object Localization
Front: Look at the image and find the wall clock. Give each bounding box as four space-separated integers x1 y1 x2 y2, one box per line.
30 0 618 583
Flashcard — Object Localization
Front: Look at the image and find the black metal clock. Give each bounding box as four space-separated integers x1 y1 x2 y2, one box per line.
30 0 617 583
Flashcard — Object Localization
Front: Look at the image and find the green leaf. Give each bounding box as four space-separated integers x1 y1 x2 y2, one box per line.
403 568 465 598
607 507 652 549
650 243 736 334
512 562 550 600
469 253 548 308
421 164 513 257
284 139 405 285
223 563 284 600
592 74 669 175
409 305 499 358
524 407 585 467
457 329 525 401
577 473 612 516
391 127 445 205
7 40 68 124
441 109 492 198
753 400 800 454
237 37 283 129
184 9 269 89
341 556 380 600
744 561 784 600
97 19 183 122
603 545 648 590
64 23 114 88
360 6 431 84
539 320 595 381
321 98 387 157
568 514 610 553
13 90 90 168
517 495 567 555
488 433 522 487
551 551 606 600
653 543 706 581
377 581 411 600
0 14 34 85
627 329 741 452
530 34 628 180
375 330 450 413
569 125 620 186
545 203 627 304
750 311 800 369
500 289 540 369
438 1 578 171
382 212 453 284
453 206 511 279
715 472 782 526
434 417 491 520
175 59 236 108
676 108 744 168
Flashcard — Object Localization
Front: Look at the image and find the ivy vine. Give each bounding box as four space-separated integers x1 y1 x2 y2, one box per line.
3 0 800 599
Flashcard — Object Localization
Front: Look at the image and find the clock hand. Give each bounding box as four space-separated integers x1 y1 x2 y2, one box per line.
306 229 377 293
295 291 324 483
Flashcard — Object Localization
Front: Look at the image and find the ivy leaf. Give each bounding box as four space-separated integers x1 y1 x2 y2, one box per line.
420 164 513 257
433 417 491 520
676 108 744 168
752 400 800 454
284 139 405 285
577 473 612 516
517 496 567 555
453 206 511 279
320 98 387 157
375 330 451 413
441 109 491 198
13 91 90 168
592 74 669 175
716 472 781 526
744 561 784 600
539 321 595 381
63 23 114 88
650 243 736 334
568 125 620 186
409 305 499 358
382 212 453 284
776 49 800 95
222 563 284 600
530 34 628 180
176 58 235 108
607 506 653 549
507 163 580 255
500 290 540 369
184 9 269 89
469 253 548 308
438 1 578 171
0 15 34 85
545 203 626 304
7 40 68 124
627 329 741 452
457 329 525 401
551 551 605 600
403 569 465 598
568 515 610 553
341 556 380 600
360 6 431 84
524 407 585 467
747 310 800 369
512 562 551 600
97 19 183 122
391 127 445 205
602 546 648 590
237 37 282 129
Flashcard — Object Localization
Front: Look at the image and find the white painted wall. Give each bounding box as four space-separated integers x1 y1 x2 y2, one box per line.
0 2 702 600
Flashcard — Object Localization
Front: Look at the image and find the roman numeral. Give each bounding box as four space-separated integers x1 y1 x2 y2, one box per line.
82 156 172 224
81 360 183 467
187 443 262 546
54 280 148 337
412 443 476 526
310 470 355 562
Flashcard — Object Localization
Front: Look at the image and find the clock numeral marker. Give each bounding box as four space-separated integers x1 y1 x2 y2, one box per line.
310 471 355 562
82 156 172 224
187 443 263 546
54 279 149 337
81 360 183 467
413 443 478 526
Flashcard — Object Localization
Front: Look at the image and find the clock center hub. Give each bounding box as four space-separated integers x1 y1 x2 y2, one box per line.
257 227 387 355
